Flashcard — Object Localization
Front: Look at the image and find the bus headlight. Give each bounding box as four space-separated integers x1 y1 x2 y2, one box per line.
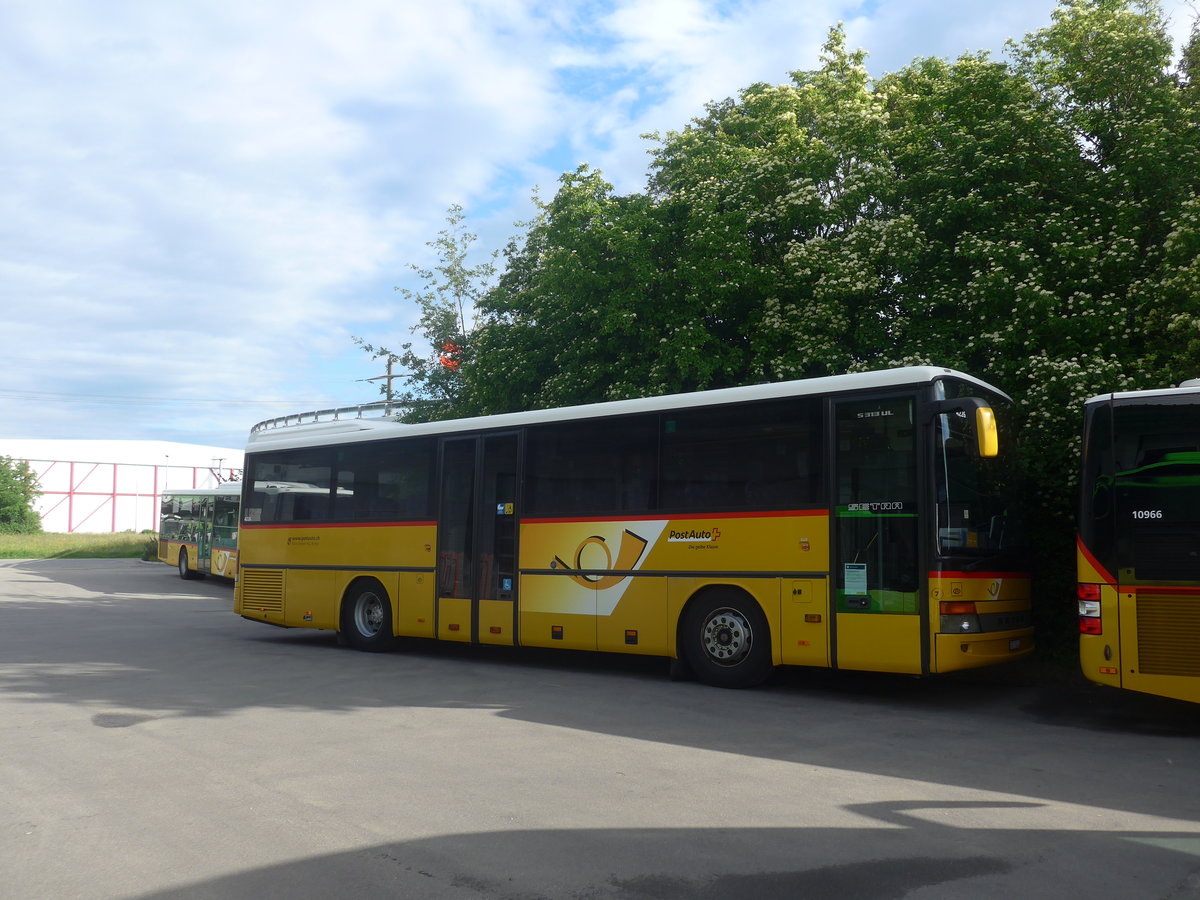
940 600 981 634
941 615 982 634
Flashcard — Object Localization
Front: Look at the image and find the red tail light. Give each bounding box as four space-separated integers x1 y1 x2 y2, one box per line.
1078 585 1102 635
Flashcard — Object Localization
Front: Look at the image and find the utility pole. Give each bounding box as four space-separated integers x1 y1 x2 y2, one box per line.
361 357 415 414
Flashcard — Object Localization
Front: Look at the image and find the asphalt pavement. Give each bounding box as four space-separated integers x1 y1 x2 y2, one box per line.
2 558 1199 899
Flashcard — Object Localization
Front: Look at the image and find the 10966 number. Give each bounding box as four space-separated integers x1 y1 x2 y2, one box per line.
1131 509 1165 519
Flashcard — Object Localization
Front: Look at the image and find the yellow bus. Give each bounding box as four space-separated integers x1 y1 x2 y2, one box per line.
1077 382 1200 703
234 366 1032 687
158 484 241 580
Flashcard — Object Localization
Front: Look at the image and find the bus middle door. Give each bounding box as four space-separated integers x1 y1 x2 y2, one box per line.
436 434 519 646
197 497 214 575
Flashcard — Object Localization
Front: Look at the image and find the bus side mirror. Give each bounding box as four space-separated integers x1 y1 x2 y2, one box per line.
975 406 998 458
929 397 999 459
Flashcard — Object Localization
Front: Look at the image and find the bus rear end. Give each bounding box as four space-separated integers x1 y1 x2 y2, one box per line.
1078 385 1200 704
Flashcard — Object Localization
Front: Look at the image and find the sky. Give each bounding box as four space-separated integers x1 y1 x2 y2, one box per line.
2 0 1196 451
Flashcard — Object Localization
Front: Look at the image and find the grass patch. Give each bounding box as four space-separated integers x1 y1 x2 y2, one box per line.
0 532 155 560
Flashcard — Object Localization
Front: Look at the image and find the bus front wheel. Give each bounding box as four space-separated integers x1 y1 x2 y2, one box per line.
177 549 197 580
340 581 396 652
680 591 773 688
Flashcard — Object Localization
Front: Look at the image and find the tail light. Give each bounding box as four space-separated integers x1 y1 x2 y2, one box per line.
1078 583 1102 634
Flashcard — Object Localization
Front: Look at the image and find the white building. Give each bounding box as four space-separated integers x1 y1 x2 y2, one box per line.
0 439 244 534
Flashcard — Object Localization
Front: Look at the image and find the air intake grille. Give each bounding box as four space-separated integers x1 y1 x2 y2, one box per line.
1137 593 1200 677
240 569 285 614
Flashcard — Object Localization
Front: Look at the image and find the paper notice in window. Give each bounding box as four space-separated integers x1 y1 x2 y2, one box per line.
844 563 868 595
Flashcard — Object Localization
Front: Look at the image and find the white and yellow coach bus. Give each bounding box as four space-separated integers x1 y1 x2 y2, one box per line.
234 366 1032 687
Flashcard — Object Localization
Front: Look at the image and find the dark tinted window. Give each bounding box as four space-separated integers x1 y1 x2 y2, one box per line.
661 398 822 512
526 415 657 517
244 449 333 523
1079 401 1115 572
334 439 435 522
244 439 435 524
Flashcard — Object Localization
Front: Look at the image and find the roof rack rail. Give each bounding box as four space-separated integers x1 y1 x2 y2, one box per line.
250 401 407 433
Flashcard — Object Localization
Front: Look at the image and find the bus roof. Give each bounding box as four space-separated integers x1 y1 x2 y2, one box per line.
161 483 243 497
1084 382 1200 407
245 365 1009 453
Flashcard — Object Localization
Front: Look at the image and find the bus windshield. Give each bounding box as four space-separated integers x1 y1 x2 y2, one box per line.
934 393 1023 557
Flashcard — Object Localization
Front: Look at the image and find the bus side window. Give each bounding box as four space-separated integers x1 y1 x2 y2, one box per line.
526 416 656 517
661 397 822 512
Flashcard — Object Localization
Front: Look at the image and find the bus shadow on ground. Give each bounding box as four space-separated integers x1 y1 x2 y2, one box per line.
128 803 1200 900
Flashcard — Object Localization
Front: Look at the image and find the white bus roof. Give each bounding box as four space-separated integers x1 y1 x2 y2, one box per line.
1085 382 1200 406
161 483 243 497
245 366 1008 453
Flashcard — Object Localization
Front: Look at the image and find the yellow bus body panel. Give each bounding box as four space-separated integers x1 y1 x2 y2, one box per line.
235 523 436 634
836 613 923 674
597 576 669 655
934 631 1035 672
159 540 239 580
780 579 830 667
928 572 1034 672
478 599 516 646
438 596 473 642
519 573 597 650
397 572 436 639
159 541 187 569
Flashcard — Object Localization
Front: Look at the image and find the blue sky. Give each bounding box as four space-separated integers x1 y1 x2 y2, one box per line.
1 0 1196 450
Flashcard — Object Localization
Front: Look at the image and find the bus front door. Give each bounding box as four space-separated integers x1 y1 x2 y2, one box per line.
436 433 519 646
832 395 925 674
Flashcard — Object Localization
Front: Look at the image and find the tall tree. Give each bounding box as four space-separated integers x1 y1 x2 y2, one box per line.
462 167 681 414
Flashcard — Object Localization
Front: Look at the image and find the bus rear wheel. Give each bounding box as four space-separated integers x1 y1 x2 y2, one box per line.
681 591 773 688
177 549 197 580
340 581 395 652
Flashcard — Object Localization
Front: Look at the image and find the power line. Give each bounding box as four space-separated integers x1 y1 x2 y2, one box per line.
0 389 350 408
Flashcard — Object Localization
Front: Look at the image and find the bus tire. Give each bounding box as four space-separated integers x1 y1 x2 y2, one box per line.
340 581 395 652
177 549 197 580
680 590 773 688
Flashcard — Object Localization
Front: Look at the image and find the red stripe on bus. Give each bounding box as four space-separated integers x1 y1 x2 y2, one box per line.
1126 585 1200 595
931 570 1031 579
1076 535 1117 586
520 509 829 525
240 521 436 530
